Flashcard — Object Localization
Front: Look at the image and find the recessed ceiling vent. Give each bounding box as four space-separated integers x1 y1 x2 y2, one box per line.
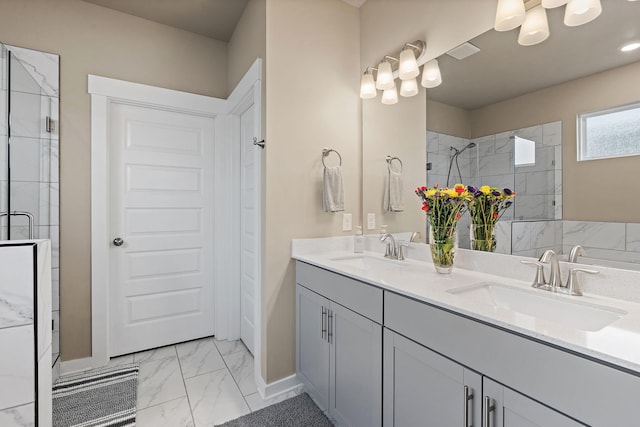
446 42 481 60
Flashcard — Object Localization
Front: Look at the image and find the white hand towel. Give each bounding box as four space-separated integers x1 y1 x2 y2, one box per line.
323 166 344 212
383 170 404 212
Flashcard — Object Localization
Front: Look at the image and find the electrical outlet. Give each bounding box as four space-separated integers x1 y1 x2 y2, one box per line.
342 213 352 231
367 213 376 230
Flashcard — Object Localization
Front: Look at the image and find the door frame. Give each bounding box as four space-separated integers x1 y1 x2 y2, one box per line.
86 75 228 371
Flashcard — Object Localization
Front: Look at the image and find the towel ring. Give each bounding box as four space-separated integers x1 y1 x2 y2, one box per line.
322 148 342 168
386 155 403 173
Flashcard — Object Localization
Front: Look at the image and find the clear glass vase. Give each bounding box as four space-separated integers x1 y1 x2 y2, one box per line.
429 225 458 274
471 223 497 252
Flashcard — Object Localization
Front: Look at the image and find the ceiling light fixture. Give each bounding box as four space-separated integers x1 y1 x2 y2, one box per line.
381 85 399 105
359 69 377 99
400 78 419 97
375 59 395 90
518 5 550 46
421 59 442 88
541 0 568 7
398 44 421 80
494 0 526 31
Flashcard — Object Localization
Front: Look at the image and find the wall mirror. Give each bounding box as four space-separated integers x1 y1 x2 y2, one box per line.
0 44 60 373
362 1 640 269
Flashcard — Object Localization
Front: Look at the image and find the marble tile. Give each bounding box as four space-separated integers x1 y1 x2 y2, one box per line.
494 221 512 254
176 337 225 379
244 388 303 412
494 131 514 155
137 397 194 427
514 195 547 220
0 244 34 329
563 221 626 250
214 339 248 357
52 268 59 311
137 355 186 410
511 221 531 253
479 153 512 176
185 369 250 426
0 403 34 426
0 324 35 409
7 137 47 183
49 226 59 268
7 45 59 98
223 349 257 396
9 91 45 139
36 240 52 360
529 221 557 250
625 223 640 253
135 345 177 363
0 89 7 135
37 346 52 427
542 121 562 146
515 124 543 144
474 135 495 157
9 52 42 96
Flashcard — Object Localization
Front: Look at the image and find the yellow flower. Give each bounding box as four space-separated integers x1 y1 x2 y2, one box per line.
445 189 457 197
426 189 436 197
480 185 491 195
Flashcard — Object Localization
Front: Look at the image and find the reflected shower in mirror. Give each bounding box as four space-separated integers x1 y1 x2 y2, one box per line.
0 43 60 377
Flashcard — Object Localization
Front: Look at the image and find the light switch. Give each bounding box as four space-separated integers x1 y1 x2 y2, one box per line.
342 213 352 231
367 213 376 230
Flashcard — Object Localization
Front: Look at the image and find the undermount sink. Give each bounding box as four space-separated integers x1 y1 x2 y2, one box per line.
329 254 406 270
447 283 626 332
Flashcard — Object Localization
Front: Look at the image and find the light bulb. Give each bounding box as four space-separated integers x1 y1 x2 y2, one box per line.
381 85 398 105
620 42 640 52
494 0 526 31
400 79 419 97
359 73 377 99
421 59 442 88
564 0 602 26
375 60 395 90
399 47 420 80
518 6 550 46
541 0 568 7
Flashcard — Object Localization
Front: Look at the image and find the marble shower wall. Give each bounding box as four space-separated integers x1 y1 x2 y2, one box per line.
0 44 60 379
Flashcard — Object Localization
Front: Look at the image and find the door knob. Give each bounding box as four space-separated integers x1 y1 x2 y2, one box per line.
113 237 124 246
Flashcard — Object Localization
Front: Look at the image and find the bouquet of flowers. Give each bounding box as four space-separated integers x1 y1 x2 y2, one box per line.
466 185 516 251
415 184 471 272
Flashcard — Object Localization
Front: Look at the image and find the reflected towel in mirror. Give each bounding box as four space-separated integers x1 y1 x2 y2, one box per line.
323 166 344 212
384 170 404 212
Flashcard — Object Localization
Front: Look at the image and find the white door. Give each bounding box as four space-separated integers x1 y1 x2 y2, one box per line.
240 104 257 354
109 102 216 356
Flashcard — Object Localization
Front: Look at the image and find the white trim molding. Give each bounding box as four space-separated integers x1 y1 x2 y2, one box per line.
256 373 304 400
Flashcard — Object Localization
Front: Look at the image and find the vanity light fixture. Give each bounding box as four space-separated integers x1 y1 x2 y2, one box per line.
421 59 442 88
620 41 640 52
375 59 395 90
400 78 419 97
518 5 550 46
494 0 527 31
564 0 602 26
381 85 399 105
398 44 420 80
359 68 377 99
541 0 568 7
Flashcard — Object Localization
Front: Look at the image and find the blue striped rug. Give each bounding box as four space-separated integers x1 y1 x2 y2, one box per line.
52 364 139 427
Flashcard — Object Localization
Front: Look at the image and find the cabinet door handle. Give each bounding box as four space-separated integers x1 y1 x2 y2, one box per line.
483 396 495 427
464 386 474 427
327 310 333 344
321 307 327 340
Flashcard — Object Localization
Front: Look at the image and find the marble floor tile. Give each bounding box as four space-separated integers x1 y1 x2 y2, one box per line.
214 338 248 356
223 349 257 396
137 355 186 410
185 369 250 426
176 338 225 379
105 354 134 369
135 345 177 363
137 397 195 427
244 388 303 412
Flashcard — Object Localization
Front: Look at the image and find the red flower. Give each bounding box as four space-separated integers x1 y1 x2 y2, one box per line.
422 203 430 211
421 186 427 191
493 212 499 218
455 214 461 219
455 187 464 194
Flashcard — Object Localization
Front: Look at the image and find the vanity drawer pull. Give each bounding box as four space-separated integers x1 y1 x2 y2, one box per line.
464 386 474 427
483 396 495 427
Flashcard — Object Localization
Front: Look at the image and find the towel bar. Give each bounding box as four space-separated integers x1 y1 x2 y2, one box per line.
386 155 403 173
322 148 342 168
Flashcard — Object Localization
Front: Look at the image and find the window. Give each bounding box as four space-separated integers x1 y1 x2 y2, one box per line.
514 136 535 166
578 102 640 161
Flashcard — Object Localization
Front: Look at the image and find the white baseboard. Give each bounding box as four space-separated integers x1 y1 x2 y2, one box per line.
59 357 99 376
255 372 304 400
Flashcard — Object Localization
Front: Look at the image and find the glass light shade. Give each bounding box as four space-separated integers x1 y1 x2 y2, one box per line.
359 73 377 99
564 0 602 27
400 79 419 97
541 0 568 7
494 0 526 31
518 6 550 46
398 48 420 80
421 59 442 88
620 42 640 52
375 61 395 90
381 86 398 105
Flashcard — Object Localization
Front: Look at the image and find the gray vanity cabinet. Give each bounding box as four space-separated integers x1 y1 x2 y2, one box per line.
483 378 582 427
383 329 482 427
296 261 383 427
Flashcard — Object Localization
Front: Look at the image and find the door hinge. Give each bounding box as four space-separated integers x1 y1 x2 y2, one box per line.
45 116 55 133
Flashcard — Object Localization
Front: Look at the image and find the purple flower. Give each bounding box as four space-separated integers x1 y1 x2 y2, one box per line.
474 190 483 197
467 185 477 193
505 201 513 207
491 191 501 197
504 188 513 195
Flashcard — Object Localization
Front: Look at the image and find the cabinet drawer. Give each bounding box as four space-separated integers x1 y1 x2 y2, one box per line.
385 290 640 426
296 261 383 324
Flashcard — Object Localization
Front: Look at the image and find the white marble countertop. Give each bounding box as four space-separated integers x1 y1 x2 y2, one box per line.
292 240 640 375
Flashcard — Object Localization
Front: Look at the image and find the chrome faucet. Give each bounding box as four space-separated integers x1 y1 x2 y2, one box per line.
539 249 563 290
380 233 397 259
568 245 585 263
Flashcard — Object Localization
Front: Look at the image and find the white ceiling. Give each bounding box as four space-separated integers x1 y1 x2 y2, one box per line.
81 0 249 42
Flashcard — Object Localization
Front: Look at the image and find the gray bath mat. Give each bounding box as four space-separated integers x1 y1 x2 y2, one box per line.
52 364 139 427
217 393 334 427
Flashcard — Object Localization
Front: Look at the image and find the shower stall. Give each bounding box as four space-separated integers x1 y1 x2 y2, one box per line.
0 43 60 377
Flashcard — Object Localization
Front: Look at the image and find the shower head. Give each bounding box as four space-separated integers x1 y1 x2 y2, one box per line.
450 142 477 156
